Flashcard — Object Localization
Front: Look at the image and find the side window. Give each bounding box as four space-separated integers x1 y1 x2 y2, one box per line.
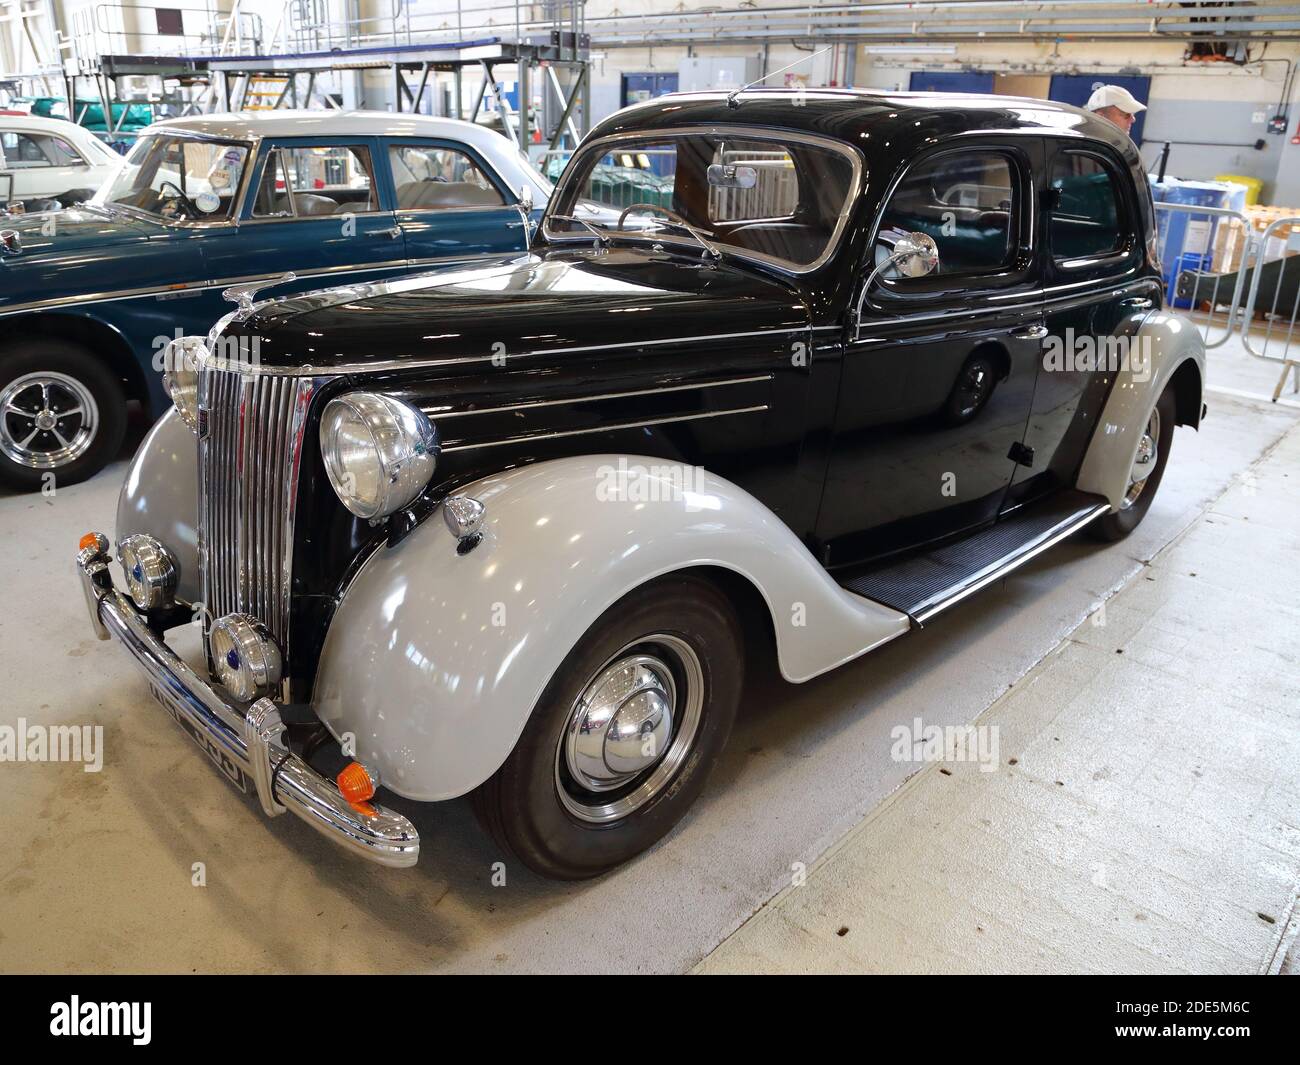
2 132 52 168
389 144 506 210
876 150 1017 278
1049 152 1123 260
41 135 84 167
253 144 377 218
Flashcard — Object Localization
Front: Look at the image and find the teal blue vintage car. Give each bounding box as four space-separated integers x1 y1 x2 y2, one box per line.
0 110 551 488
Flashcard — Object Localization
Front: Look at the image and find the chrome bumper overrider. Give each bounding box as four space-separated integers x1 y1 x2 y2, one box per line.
76 536 419 868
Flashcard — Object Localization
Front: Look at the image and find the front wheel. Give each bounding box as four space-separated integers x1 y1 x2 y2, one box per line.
472 574 743 880
0 340 126 490
1088 385 1176 542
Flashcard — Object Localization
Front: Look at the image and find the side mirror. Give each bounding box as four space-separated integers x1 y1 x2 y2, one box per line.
891 231 940 277
1 229 22 256
518 184 534 212
853 231 942 332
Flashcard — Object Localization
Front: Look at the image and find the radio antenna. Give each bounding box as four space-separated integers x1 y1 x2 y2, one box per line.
727 47 832 109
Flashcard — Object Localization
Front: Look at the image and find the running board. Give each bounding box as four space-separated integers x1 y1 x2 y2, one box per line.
836 491 1111 626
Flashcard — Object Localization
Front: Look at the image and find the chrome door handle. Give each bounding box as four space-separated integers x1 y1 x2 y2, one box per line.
1120 297 1154 310
375 226 402 239
1010 324 1048 340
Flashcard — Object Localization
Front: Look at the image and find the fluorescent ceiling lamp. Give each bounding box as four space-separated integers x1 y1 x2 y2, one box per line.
865 44 959 55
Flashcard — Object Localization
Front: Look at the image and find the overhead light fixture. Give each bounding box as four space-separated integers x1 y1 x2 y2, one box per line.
865 45 959 55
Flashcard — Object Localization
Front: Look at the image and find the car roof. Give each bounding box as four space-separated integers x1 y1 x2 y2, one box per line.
146 109 553 199
0 113 97 137
587 88 1142 168
152 110 510 149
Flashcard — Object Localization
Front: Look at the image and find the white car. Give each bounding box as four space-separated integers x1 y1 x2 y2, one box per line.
0 114 122 207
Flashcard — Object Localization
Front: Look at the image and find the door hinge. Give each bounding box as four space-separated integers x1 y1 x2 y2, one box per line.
1007 441 1035 468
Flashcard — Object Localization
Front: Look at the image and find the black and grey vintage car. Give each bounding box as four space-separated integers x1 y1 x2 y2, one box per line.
78 90 1205 879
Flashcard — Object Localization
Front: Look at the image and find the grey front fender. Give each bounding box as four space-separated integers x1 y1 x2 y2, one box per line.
312 455 911 802
115 408 200 604
1077 310 1205 510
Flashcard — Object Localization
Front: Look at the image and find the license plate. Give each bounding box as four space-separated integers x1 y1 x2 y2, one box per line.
149 682 251 794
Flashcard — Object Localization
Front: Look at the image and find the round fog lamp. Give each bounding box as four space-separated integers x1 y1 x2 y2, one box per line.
117 534 178 610
210 614 282 702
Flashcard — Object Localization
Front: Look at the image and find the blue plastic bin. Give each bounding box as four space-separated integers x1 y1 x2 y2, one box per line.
1150 178 1246 308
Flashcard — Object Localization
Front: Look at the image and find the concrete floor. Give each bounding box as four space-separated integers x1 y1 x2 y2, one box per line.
0 373 1296 974
699 419 1300 974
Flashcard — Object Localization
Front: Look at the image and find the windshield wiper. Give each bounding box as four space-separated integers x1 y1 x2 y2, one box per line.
547 213 612 246
619 204 723 261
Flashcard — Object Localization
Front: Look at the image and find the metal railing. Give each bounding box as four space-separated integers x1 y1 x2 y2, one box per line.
1241 216 1300 401
68 0 583 65
69 2 263 62
1156 201 1300 401
1155 201 1251 349
538 146 799 220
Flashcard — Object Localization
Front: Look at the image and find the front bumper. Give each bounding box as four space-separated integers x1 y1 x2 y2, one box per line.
77 536 420 868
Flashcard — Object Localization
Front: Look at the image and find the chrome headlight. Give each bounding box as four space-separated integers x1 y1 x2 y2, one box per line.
117 533 178 610
319 392 439 520
210 614 282 702
161 335 205 433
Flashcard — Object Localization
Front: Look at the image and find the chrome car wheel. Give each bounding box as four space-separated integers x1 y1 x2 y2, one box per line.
1122 406 1161 509
0 371 99 469
555 634 704 824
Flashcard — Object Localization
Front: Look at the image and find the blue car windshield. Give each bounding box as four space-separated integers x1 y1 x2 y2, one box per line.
96 134 250 222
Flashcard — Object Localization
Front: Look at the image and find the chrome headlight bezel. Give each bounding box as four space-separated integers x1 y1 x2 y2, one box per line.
319 391 439 521
209 613 282 703
161 335 206 434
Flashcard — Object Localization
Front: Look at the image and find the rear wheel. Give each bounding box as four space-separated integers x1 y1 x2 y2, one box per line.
1088 386 1176 542
0 340 126 490
472 574 743 880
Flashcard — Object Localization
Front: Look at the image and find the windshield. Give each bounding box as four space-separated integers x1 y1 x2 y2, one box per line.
95 134 250 222
544 133 859 269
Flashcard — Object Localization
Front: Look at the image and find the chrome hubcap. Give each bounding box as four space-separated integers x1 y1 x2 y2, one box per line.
0 371 99 469
556 634 704 824
1123 406 1161 509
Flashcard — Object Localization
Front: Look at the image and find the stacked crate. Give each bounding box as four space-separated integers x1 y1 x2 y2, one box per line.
1211 205 1300 274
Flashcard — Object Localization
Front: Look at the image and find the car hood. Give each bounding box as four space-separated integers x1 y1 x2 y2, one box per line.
0 204 160 256
218 248 810 372
0 205 169 307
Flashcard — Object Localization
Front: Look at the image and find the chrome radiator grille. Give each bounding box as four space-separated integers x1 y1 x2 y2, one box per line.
198 368 315 666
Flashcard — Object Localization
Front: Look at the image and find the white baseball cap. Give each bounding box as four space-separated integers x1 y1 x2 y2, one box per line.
1085 85 1147 115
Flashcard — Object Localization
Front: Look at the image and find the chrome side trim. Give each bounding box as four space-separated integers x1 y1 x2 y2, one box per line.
851 278 1153 340
0 251 511 318
201 326 810 377
420 373 773 419
912 502 1110 625
76 545 419 868
440 403 769 453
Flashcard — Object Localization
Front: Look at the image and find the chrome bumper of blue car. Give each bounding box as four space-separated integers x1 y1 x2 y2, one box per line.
76 536 420 869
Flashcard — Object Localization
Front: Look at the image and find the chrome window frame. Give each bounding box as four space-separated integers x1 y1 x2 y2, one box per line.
95 127 261 230
247 141 383 224
1045 144 1139 273
0 128 92 170
540 125 865 276
386 140 512 215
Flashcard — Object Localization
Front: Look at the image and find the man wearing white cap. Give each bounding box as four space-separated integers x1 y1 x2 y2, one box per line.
1085 84 1147 137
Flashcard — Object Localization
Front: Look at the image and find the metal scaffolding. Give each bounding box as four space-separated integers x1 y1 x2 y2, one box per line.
0 0 63 103
55 0 590 150
584 0 1300 46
